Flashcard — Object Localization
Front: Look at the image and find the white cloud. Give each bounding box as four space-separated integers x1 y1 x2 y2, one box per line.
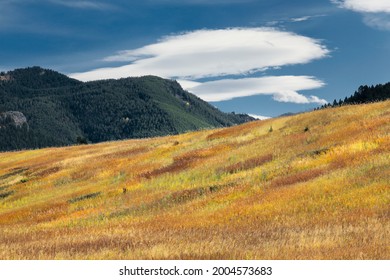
331 0 390 13
70 28 329 105
176 79 202 89
70 28 329 81
180 76 327 104
332 0 390 30
248 114 271 120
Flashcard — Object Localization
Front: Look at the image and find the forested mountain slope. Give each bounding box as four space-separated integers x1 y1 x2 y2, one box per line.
0 67 253 151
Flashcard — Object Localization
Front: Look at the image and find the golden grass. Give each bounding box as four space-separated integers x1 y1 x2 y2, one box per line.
0 101 389 259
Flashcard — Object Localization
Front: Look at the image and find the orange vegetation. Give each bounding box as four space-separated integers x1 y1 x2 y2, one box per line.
0 101 389 259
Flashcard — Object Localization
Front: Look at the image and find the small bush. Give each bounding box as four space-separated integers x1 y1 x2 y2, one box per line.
0 191 14 199
173 141 180 146
76 136 88 145
68 192 101 204
308 147 329 157
0 185 10 192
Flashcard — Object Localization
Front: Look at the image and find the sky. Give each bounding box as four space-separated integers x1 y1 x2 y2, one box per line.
1 0 390 117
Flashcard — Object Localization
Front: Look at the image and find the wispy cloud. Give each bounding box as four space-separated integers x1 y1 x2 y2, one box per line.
0 0 113 33
71 28 329 81
290 16 313 22
48 0 114 10
332 0 390 30
290 15 327 22
266 14 326 27
147 0 256 5
179 76 327 104
0 0 18 27
1 0 113 11
362 13 390 30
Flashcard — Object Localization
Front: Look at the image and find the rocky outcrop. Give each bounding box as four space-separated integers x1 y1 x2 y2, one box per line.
0 111 28 128
0 73 12 81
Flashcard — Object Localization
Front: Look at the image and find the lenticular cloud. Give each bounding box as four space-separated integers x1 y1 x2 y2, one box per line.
70 28 329 104
71 28 329 81
180 76 327 104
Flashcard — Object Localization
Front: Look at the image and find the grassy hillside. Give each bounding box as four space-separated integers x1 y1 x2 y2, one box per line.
0 101 389 259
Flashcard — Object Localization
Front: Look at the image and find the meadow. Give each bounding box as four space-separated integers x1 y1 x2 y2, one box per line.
0 101 389 259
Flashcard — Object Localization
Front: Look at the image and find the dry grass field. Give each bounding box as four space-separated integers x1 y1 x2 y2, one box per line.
0 101 389 259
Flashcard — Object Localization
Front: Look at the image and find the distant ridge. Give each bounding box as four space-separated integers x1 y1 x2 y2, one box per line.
0 67 254 151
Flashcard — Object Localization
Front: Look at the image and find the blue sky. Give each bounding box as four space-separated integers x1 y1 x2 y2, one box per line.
1 0 390 117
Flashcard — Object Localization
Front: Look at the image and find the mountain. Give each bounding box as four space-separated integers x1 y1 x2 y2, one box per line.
0 67 254 151
0 100 388 259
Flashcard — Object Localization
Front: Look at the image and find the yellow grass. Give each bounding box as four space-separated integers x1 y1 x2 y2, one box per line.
0 101 389 259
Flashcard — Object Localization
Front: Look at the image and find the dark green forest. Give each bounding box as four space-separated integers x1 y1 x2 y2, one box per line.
319 83 390 109
0 67 253 152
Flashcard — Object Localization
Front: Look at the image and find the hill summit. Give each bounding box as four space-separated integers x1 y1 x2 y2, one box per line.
0 67 253 151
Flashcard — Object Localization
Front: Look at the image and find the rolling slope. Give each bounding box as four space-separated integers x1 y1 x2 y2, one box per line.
0 101 389 259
